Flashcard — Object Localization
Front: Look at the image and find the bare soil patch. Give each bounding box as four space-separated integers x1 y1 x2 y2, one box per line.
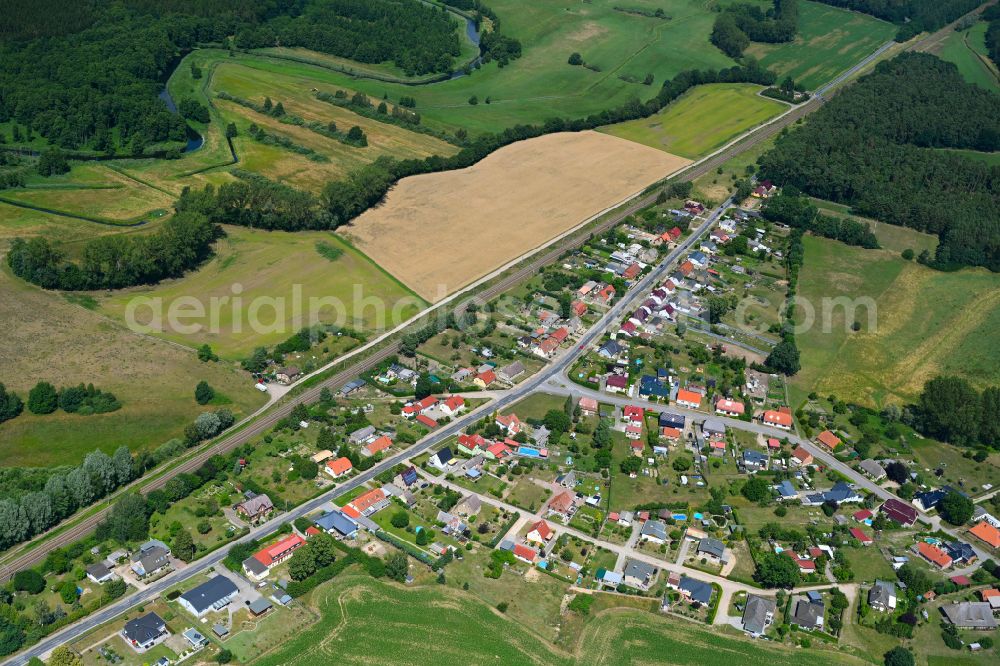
343 131 689 301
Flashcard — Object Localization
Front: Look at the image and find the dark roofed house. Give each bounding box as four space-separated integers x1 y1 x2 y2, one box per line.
858 459 886 481
640 520 668 545
678 575 713 604
659 412 685 429
944 541 977 565
742 594 776 636
623 559 657 590
914 489 949 512
236 493 274 525
881 498 918 526
697 537 726 563
122 612 167 651
941 602 997 630
178 575 239 618
792 598 824 630
131 546 170 578
86 562 115 584
868 580 897 612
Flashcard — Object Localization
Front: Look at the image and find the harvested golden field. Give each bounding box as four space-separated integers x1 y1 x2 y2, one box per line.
343 131 689 301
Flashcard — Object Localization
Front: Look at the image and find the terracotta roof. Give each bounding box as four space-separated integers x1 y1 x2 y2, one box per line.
661 427 682 439
970 521 1000 548
679 260 694 276
529 520 553 540
762 410 792 427
253 534 304 567
513 544 537 561
817 430 842 449
349 488 387 514
715 398 745 415
364 435 393 454
326 457 353 475
579 397 598 411
476 369 496 385
918 541 953 568
623 263 641 280
791 446 813 464
623 405 644 421
416 414 438 428
767 438 781 449
676 389 702 405
549 491 574 514
444 395 465 411
305 526 320 537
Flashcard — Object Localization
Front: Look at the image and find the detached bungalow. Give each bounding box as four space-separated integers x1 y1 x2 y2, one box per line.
850 527 873 545
325 457 353 478
742 595 777 637
122 612 168 652
970 521 1000 549
526 520 554 545
363 435 393 457
881 498 918 527
868 580 897 612
816 430 842 450
715 398 745 417
440 395 465 416
676 389 702 409
791 446 813 466
762 410 792 430
579 397 598 416
917 541 953 569
178 576 239 618
513 544 538 563
859 459 886 481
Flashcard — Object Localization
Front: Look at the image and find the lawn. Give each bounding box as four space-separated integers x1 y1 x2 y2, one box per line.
600 84 785 159
506 476 552 512
791 235 1000 408
934 22 1000 93
253 574 863 666
96 226 426 357
843 546 895 584
0 267 266 466
745 1 896 90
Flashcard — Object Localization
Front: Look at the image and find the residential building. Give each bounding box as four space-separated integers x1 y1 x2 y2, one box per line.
678 575 713 604
275 367 300 385
343 488 389 519
86 562 115 584
881 498 918 526
178 576 239 618
659 412 685 429
513 544 537 563
440 395 465 416
761 410 792 430
917 541 953 569
676 389 702 408
850 527 874 545
579 397 598 416
792 598 824 630
122 612 168 652
868 580 897 612
858 459 886 481
816 430 842 450
242 534 305 581
429 447 455 470
325 457 353 478
623 559 657 590
970 521 1000 549
941 602 997 630
498 361 526 383
496 413 522 435
742 595 777 636
702 418 726 437
715 398 745 417
697 538 726 564
945 541 977 565
791 446 813 466
131 542 170 578
474 369 497 388
914 489 948 512
363 435 393 457
235 493 274 525
526 520 554 545
314 510 359 539
640 520 668 545
742 449 767 472
348 425 376 445
547 491 575 519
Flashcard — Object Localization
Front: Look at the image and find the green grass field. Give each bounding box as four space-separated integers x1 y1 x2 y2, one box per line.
935 23 1000 93
600 84 785 159
0 266 266 466
95 226 426 358
746 1 896 90
253 574 862 665
791 235 1000 408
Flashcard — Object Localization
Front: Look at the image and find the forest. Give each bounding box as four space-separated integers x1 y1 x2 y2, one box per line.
757 53 1000 271
0 0 469 151
6 211 219 290
711 0 799 58
811 0 982 39
985 4 1000 68
235 0 463 76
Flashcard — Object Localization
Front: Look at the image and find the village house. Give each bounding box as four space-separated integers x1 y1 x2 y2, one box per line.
130 540 171 578
868 580 897 612
498 361 526 383
697 537 727 564
941 602 997 630
429 447 455 470
761 410 792 430
678 575 712 604
579 397 598 416
881 498 918 527
526 520 554 545
348 425 377 445
790 446 813 466
474 369 496 388
325 456 353 478
916 541 953 569
623 559 657 590
439 395 465 416
314 509 359 539
858 459 886 481
640 520 668 545
547 491 576 520
970 521 1000 549
816 430 842 450
362 435 393 457
513 544 538 564
242 533 305 581
275 366 301 385
676 389 702 408
496 413 522 435
402 396 437 418
792 595 824 631
235 493 274 525
342 488 390 519
121 612 168 652
742 595 776 637
86 562 116 584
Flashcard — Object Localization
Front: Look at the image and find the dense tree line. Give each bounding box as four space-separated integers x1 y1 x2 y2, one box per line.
236 0 462 76
7 211 219 290
183 60 775 232
25 382 120 416
712 0 799 58
915 375 1000 448
985 5 1000 69
763 190 879 248
811 0 982 40
758 54 1000 271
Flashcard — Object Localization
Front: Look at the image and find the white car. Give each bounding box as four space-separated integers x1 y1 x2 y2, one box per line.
255 382 268 393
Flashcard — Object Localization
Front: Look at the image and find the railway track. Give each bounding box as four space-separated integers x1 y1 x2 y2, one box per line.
0 22 923 577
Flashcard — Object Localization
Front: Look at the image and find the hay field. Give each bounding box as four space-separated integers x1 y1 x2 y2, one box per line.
343 131 690 301
97 227 426 358
0 268 266 467
600 84 785 159
252 574 861 666
791 235 1000 408
745 1 895 89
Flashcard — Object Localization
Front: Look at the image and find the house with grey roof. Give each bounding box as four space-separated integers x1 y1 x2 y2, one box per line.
178 575 239 618
640 520 668 545
792 597 824 630
742 594 776 636
702 418 726 437
121 612 168 652
859 459 886 481
697 537 727 563
131 546 170 578
314 510 358 539
498 361 525 383
86 562 115 584
868 580 897 612
348 425 377 444
623 559 657 589
941 602 997 630
678 575 713 604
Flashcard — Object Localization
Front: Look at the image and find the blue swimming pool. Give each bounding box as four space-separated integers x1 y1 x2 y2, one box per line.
672 513 687 521
517 446 541 458
693 512 704 520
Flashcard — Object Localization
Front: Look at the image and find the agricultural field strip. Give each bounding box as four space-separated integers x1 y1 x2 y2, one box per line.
0 10 939 592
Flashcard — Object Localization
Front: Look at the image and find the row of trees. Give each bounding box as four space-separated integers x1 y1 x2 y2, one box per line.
23 382 120 417
180 60 777 233
758 53 1000 271
915 375 1000 448
985 5 1000 70
7 211 219 290
762 190 879 249
235 0 462 76
712 0 799 58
